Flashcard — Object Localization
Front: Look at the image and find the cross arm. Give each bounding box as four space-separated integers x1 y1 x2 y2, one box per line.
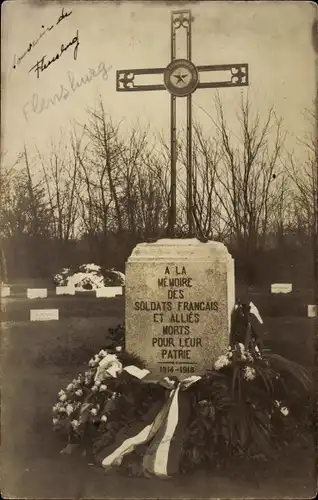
116 67 166 92
197 63 249 89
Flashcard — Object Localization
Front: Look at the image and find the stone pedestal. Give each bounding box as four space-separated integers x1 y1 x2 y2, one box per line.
125 239 235 381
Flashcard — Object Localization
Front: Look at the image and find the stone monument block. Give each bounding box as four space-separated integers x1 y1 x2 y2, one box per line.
30 309 59 321
0 286 10 297
271 283 292 294
307 304 317 318
56 286 75 296
125 239 235 381
27 288 48 299
96 286 123 298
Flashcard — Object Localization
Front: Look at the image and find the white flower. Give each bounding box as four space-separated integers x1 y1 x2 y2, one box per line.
89 359 97 367
238 343 245 352
71 419 80 430
243 366 256 381
280 406 289 416
115 346 122 352
58 390 66 397
52 403 62 414
66 383 74 392
95 380 101 387
52 417 59 425
95 354 123 382
59 394 67 402
100 384 107 392
241 354 247 361
90 408 98 416
75 389 83 397
101 415 107 422
91 385 98 393
66 404 74 416
247 353 254 362
214 355 230 370
84 370 93 384
81 263 101 272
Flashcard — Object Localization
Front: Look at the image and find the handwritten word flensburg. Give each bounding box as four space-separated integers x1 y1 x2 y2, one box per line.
29 29 80 79
22 61 112 122
13 8 72 70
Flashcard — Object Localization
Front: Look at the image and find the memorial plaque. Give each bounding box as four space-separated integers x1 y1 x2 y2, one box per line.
56 286 75 296
307 305 317 318
126 239 235 381
271 283 292 294
96 286 123 298
27 288 48 299
30 309 59 321
0 286 10 297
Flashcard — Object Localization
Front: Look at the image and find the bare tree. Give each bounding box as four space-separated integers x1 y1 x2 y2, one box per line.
191 95 286 281
285 105 317 238
0 151 23 281
36 134 81 243
77 101 170 248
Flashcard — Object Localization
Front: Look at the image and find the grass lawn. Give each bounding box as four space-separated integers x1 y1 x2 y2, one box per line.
1 296 125 321
1 314 315 498
0 296 316 498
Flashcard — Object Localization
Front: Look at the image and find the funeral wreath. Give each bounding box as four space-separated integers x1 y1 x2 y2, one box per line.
53 263 125 290
52 302 312 478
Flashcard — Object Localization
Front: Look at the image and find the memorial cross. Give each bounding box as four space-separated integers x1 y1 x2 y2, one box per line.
116 9 249 237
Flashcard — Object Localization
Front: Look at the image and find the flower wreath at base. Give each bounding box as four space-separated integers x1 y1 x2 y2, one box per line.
53 302 312 478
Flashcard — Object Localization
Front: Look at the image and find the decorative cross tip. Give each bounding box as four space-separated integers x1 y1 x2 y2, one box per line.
231 66 248 85
172 11 191 29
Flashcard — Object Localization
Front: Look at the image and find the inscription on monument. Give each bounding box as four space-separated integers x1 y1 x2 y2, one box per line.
126 239 235 381
133 265 219 375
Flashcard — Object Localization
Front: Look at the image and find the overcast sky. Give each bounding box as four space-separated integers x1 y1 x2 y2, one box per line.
1 0 316 169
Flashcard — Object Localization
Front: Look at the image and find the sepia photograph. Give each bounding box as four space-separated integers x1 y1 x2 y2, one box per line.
0 0 317 498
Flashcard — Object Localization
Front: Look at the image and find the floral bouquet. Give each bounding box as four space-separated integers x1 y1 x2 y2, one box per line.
180 338 311 472
52 303 312 476
52 346 150 448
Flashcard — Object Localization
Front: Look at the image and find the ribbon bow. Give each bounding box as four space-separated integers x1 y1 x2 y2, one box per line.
99 374 201 478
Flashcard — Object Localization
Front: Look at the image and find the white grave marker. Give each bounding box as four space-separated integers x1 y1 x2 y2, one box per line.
96 286 123 298
307 305 317 318
271 283 292 294
27 288 48 299
56 286 75 296
30 309 59 321
0 286 10 297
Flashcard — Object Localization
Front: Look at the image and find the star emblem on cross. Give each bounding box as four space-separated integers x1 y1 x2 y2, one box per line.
174 73 188 84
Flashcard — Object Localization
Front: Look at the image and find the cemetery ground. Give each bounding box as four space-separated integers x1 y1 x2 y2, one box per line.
0 282 316 499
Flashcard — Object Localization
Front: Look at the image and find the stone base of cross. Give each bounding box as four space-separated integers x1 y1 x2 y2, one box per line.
116 9 249 238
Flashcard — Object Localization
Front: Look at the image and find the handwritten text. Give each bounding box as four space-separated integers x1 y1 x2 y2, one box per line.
29 30 80 78
22 61 112 122
13 8 72 70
